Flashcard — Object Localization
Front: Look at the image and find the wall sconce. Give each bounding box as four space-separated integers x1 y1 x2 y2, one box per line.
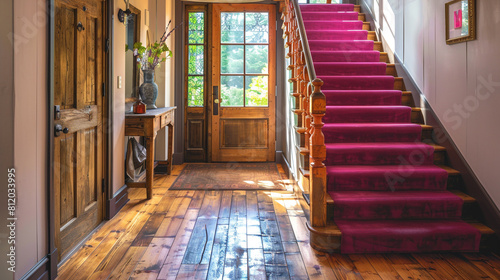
118 0 131 23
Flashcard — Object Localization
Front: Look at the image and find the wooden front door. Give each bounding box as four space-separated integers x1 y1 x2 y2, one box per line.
54 0 105 261
184 4 276 162
211 4 276 162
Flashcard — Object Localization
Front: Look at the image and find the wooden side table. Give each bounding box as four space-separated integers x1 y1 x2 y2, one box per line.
125 107 176 199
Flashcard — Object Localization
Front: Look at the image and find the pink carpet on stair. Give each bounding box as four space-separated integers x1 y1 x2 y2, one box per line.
324 106 411 123
335 220 481 253
323 123 422 143
315 62 387 76
301 3 481 253
330 191 464 220
326 165 449 191
311 51 381 62
320 76 396 90
304 20 364 31
309 40 375 51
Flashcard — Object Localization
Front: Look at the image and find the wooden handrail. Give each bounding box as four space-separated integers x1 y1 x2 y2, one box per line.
291 0 316 81
282 0 327 228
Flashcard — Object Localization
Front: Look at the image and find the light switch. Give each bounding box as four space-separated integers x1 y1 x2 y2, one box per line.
117 76 122 89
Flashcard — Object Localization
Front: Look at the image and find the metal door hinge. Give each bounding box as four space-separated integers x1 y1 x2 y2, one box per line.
102 83 106 97
102 178 106 195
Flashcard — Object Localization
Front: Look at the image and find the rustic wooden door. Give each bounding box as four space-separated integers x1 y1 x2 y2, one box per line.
211 4 276 162
54 0 105 261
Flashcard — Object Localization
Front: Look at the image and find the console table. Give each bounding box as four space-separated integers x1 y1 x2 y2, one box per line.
125 107 176 199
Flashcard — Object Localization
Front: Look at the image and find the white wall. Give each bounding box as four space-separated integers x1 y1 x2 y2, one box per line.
13 0 48 278
114 0 176 193
362 0 500 208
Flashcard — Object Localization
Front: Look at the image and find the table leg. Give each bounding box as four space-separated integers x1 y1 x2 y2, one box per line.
167 123 174 175
146 136 155 199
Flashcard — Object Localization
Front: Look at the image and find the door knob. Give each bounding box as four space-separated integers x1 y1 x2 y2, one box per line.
214 99 219 104
55 124 69 137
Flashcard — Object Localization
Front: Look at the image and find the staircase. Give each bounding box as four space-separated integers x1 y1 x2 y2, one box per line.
282 2 494 253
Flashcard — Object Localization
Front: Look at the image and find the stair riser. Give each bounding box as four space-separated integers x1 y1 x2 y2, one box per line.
324 108 411 123
380 52 389 62
327 175 450 191
300 4 356 12
307 31 369 40
310 41 374 51
386 65 397 76
304 21 364 31
321 77 396 91
323 128 421 143
315 63 387 76
325 148 446 165
402 93 412 106
311 52 381 63
325 148 436 166
302 12 359 21
332 200 464 220
299 152 463 187
336 220 481 254
411 110 425 124
394 78 404 90
328 201 474 220
325 92 402 106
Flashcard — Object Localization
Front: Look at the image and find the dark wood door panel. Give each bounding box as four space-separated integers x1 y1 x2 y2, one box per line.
54 0 104 261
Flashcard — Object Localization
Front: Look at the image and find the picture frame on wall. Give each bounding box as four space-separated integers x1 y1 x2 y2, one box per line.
445 0 476 44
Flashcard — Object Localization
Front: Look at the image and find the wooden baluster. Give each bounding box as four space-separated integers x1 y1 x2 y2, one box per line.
309 78 327 227
303 66 311 168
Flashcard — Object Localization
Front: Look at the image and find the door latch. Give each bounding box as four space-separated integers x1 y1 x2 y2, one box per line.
213 86 219 115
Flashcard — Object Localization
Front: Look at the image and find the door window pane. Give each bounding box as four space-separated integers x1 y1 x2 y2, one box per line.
187 11 205 107
245 76 268 106
188 76 204 107
221 45 244 74
221 76 244 106
221 13 244 43
188 45 204 75
245 45 268 74
188 12 204 44
245 13 269 43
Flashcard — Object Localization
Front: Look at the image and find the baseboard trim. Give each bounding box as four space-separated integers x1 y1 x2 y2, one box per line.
394 54 500 245
275 151 284 165
106 184 129 220
172 152 184 165
20 257 48 280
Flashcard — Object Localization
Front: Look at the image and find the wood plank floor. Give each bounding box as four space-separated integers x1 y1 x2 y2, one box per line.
57 164 500 280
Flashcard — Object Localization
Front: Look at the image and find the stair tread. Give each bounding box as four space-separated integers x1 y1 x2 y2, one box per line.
326 164 447 173
328 190 472 202
324 123 421 128
326 105 408 109
310 220 494 236
437 164 460 175
327 189 474 204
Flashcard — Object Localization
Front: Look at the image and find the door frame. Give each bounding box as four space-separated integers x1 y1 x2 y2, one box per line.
47 0 113 274
175 0 285 164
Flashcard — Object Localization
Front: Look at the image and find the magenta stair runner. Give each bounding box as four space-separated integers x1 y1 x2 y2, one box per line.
301 3 481 253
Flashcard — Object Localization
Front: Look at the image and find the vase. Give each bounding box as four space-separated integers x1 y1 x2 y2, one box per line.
139 69 158 109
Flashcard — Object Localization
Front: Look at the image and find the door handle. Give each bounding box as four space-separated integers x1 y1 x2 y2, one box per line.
213 86 219 115
55 124 69 137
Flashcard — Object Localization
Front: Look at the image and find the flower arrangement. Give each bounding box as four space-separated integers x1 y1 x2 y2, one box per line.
133 20 182 70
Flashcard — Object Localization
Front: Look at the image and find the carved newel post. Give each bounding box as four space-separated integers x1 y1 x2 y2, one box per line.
309 78 327 227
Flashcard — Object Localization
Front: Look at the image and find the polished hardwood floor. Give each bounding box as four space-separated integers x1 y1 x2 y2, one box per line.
57 164 500 280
